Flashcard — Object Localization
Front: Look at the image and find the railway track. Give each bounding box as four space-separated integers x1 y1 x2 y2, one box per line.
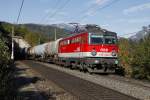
22 60 138 100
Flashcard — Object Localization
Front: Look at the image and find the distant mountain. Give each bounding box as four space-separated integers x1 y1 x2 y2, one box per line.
52 23 87 32
0 21 117 41
52 23 115 34
129 25 150 41
21 23 115 39
20 23 70 40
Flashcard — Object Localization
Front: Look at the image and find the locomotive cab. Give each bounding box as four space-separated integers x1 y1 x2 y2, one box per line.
82 32 119 73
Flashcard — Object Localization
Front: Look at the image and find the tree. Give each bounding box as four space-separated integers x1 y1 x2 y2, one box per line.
118 38 133 77
131 33 150 80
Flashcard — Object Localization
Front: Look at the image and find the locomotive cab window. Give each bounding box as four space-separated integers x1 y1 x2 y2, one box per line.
90 34 104 44
104 36 117 44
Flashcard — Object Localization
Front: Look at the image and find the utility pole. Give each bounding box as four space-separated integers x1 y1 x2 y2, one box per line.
54 28 57 41
11 26 14 60
48 32 50 41
39 34 41 44
11 0 25 60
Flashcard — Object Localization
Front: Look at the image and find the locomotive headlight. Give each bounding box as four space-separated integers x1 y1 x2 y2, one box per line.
94 60 99 63
91 50 97 56
112 50 117 56
115 60 118 64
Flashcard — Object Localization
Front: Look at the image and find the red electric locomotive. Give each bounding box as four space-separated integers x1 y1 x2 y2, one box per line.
58 29 119 73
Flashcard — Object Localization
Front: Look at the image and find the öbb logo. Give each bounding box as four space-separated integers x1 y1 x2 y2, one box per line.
100 48 108 52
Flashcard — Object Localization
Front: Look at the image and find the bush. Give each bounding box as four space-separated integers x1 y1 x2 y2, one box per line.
118 38 133 77
131 35 150 80
118 34 150 80
0 38 16 99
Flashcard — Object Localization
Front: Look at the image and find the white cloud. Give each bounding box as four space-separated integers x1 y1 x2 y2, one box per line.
86 0 109 6
46 17 65 24
57 12 67 16
44 9 52 14
44 8 55 14
44 8 67 16
123 2 150 14
93 0 110 5
84 0 110 17
39 0 49 3
85 8 98 16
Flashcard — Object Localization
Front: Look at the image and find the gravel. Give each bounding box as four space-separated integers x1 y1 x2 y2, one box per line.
22 60 137 100
36 61 150 100
17 61 77 100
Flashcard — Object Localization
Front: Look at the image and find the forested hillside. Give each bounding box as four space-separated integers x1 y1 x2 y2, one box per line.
21 24 70 41
0 22 72 46
119 25 150 80
0 21 49 46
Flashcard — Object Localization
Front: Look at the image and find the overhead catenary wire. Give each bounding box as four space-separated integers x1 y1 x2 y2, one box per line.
69 1 105 22
39 0 60 24
40 0 121 39
65 0 120 37
78 0 120 22
42 0 71 24
40 0 71 40
16 0 25 24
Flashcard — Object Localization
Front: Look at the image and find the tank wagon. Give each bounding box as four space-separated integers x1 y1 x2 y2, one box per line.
27 43 48 60
45 38 62 62
25 30 121 73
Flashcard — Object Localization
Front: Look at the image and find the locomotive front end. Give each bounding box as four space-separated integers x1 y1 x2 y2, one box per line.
85 32 119 73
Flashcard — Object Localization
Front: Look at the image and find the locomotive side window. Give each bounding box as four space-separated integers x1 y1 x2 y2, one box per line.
67 40 70 44
60 40 70 46
70 37 81 44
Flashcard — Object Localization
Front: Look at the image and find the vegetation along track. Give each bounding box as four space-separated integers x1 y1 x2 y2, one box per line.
21 60 138 100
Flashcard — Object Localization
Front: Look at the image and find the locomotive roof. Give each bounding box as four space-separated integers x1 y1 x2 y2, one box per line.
60 30 117 41
66 29 117 37
88 30 116 36
60 24 117 40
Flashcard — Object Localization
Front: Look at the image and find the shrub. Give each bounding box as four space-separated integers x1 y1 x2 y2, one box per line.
0 38 16 99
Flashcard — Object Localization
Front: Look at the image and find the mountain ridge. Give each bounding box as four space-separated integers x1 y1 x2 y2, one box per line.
129 25 150 41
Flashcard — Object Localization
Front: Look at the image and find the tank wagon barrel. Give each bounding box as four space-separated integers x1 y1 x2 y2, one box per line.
46 38 62 56
34 43 47 56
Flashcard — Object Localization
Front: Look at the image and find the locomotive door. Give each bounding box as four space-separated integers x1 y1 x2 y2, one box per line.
80 37 83 58
80 36 85 59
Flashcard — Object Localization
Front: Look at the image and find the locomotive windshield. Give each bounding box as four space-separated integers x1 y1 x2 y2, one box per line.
89 33 117 44
90 35 103 44
104 36 117 44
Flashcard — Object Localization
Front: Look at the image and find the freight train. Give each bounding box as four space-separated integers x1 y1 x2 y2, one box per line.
25 26 121 73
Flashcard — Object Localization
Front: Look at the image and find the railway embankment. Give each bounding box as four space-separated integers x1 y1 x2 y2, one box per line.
21 60 138 100
15 61 77 100
35 61 150 100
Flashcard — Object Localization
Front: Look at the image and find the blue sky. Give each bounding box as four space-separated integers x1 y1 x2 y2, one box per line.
0 0 150 37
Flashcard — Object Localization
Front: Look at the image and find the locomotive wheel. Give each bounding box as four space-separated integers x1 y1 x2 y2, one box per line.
83 64 88 73
70 63 76 70
87 68 93 74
